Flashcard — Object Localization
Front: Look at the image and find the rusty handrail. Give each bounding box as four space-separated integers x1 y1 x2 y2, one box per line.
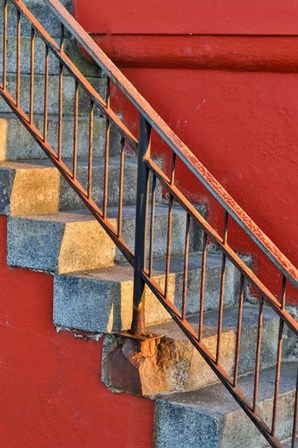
42 0 298 290
1 2 297 447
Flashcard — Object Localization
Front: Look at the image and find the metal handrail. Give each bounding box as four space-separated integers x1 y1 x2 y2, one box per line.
43 0 298 290
0 1 297 447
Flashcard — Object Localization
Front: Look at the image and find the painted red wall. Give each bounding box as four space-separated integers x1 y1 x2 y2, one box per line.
73 0 298 35
0 217 153 448
73 0 298 301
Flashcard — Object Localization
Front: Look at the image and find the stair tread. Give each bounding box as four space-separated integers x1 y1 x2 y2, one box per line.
0 157 137 169
11 204 185 223
156 361 296 414
61 250 228 283
148 303 278 341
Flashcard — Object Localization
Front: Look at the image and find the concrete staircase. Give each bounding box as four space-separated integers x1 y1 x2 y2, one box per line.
0 2 296 447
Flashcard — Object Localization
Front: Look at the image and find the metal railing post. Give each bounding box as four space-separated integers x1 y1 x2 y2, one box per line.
131 115 151 335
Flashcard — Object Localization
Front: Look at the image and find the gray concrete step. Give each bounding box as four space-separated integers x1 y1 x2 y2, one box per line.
0 73 105 115
0 35 101 77
102 304 290 395
0 113 120 161
7 205 201 273
53 253 239 333
0 0 72 38
154 362 297 448
0 157 138 215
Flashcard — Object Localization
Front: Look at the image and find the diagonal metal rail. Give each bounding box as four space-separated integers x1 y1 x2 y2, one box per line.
0 1 297 446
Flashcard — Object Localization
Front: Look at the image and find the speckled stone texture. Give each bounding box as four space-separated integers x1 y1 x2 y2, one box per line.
154 362 297 448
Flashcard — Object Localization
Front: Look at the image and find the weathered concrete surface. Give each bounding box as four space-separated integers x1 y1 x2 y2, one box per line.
53 254 238 333
0 73 105 115
154 362 297 448
0 114 120 161
0 36 100 77
102 305 284 395
7 205 195 273
0 0 72 37
0 158 138 215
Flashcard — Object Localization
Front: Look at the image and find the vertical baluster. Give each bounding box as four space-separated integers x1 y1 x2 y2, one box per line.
292 370 298 448
3 0 8 90
198 232 207 341
131 115 151 336
271 276 286 436
29 27 35 123
165 152 176 297
103 78 111 219
117 138 125 237
87 99 94 198
253 297 264 413
73 80 79 180
16 8 21 107
58 24 64 161
148 174 156 277
216 211 229 364
43 45 49 141
233 273 245 387
182 213 190 320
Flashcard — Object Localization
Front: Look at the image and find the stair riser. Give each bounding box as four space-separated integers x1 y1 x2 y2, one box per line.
0 0 72 38
0 36 101 77
0 73 105 115
53 263 238 333
0 115 120 161
7 208 196 273
154 389 295 448
0 161 139 215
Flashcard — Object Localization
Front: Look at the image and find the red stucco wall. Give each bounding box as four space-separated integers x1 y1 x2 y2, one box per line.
74 0 298 302
0 217 153 447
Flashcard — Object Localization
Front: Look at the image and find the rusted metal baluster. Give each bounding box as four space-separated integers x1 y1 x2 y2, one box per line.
198 232 207 341
29 27 35 123
182 213 190 320
131 115 151 336
271 276 286 436
43 45 49 141
165 152 176 298
73 80 79 180
58 24 64 161
292 370 298 448
148 174 156 277
216 211 229 364
103 77 111 219
87 99 94 198
233 273 245 387
16 8 21 107
253 297 264 413
117 137 125 237
3 0 8 90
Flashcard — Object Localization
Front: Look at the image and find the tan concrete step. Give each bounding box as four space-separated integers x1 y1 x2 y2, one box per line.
53 253 239 333
0 113 120 161
7 205 201 273
0 73 105 115
0 158 138 215
154 362 297 448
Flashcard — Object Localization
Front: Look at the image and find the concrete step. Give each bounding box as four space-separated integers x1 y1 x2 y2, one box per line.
7 204 201 273
53 253 239 333
0 113 120 161
0 35 101 77
102 304 291 396
154 362 297 448
0 158 138 215
0 0 72 38
0 73 105 115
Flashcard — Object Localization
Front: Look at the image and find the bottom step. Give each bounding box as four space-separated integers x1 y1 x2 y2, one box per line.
154 362 297 448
